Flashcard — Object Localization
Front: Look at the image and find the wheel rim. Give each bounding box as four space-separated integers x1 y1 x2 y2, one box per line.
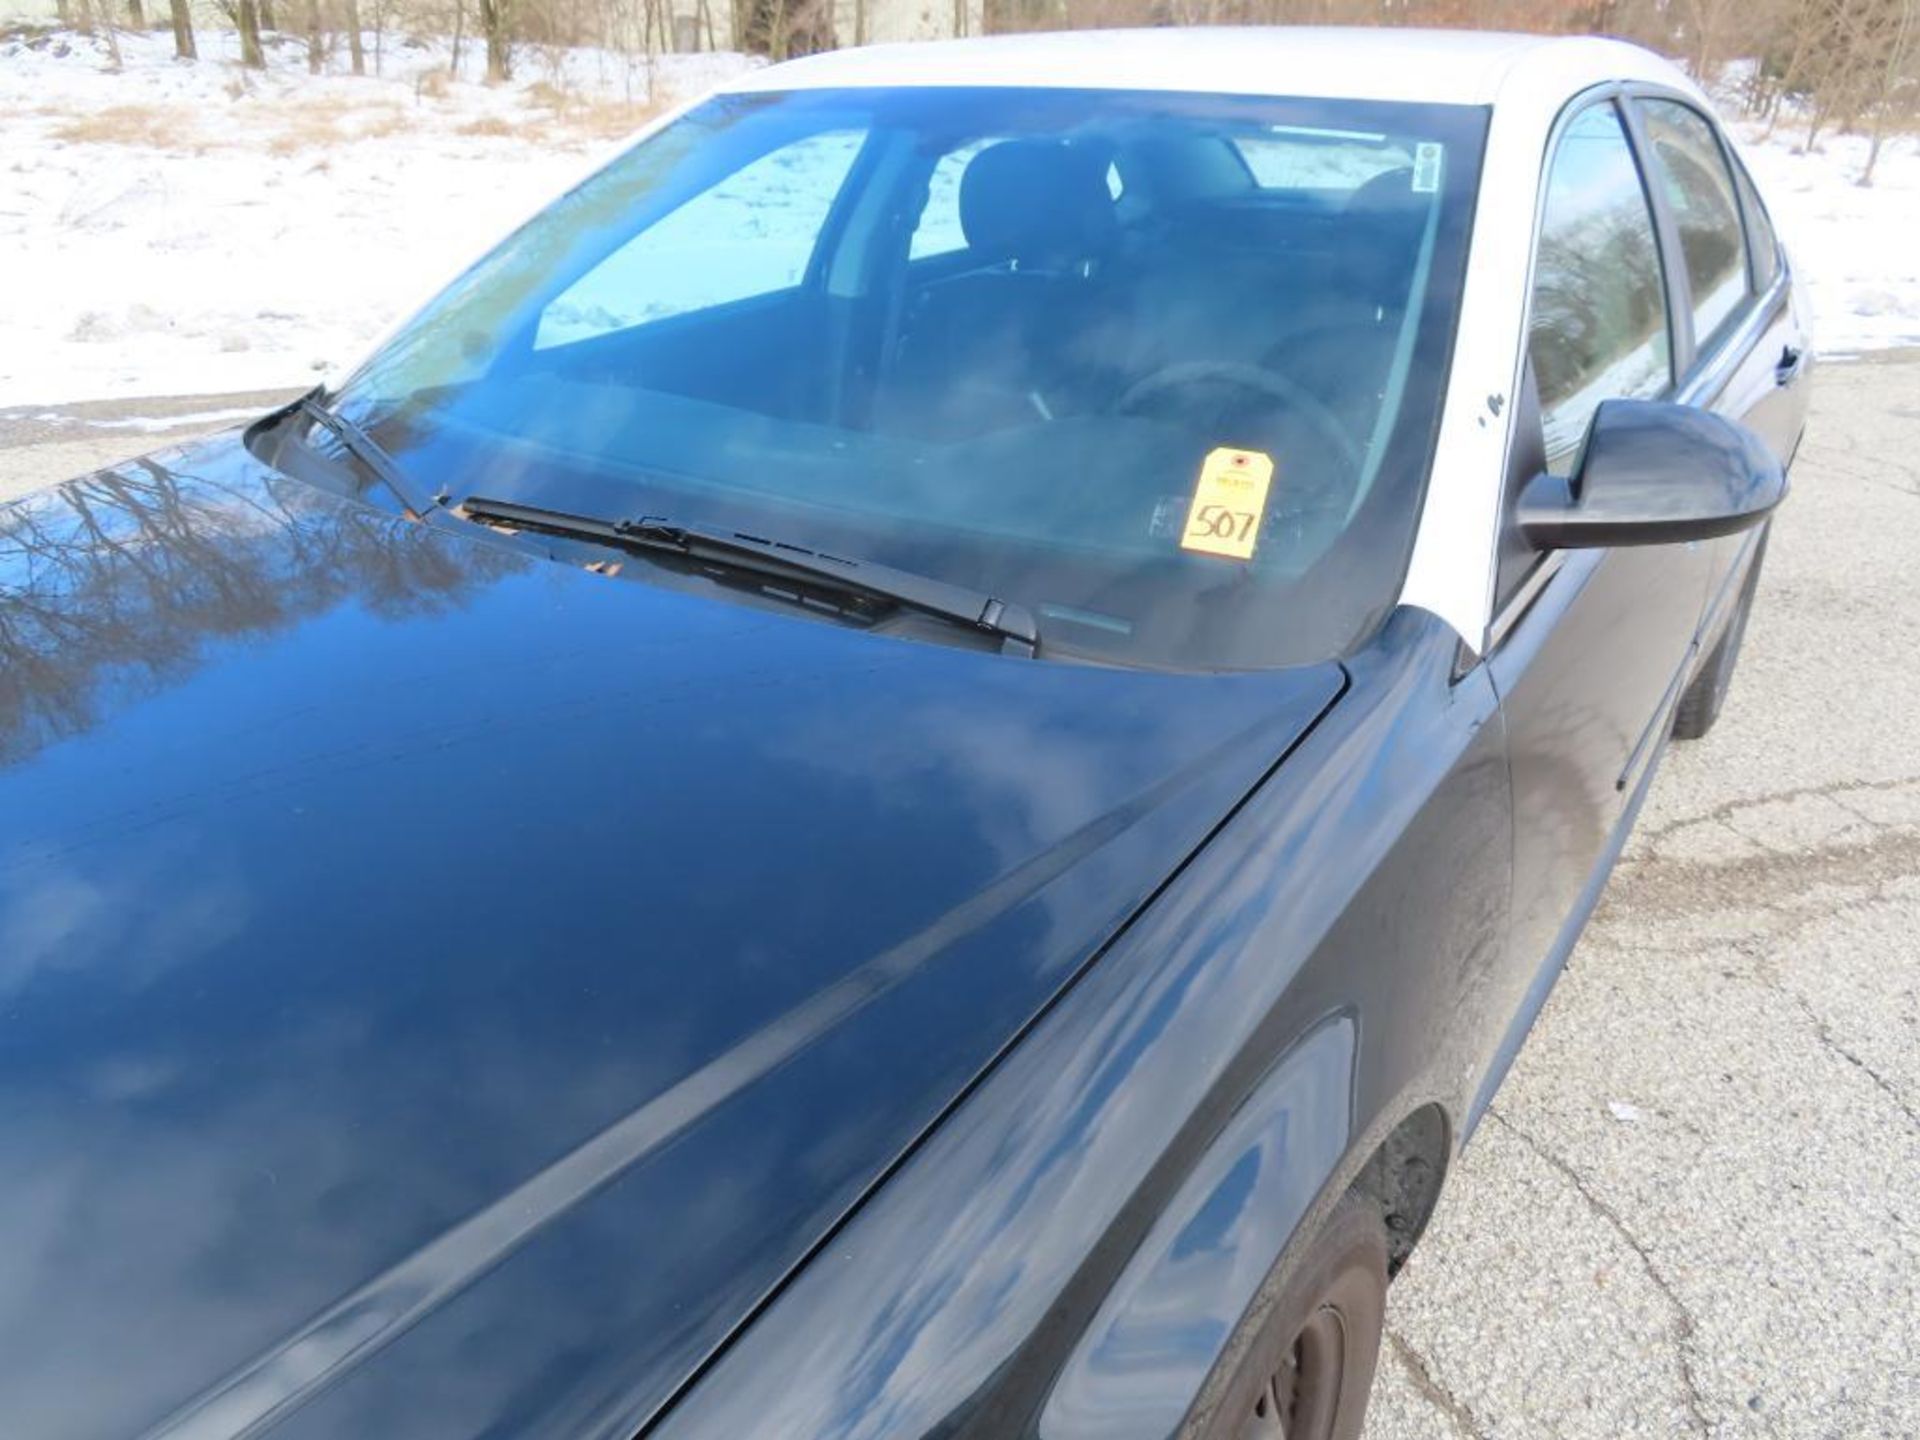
1240 1305 1349 1440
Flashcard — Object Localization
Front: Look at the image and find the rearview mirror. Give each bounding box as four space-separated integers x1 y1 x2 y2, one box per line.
1517 399 1787 551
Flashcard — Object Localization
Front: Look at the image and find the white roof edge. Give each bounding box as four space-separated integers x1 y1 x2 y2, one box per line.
721 27 1567 106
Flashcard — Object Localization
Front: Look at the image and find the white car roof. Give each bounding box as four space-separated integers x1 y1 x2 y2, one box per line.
724 26 1693 109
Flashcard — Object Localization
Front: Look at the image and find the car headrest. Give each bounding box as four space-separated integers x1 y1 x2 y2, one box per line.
959 140 1117 267
1345 166 1417 214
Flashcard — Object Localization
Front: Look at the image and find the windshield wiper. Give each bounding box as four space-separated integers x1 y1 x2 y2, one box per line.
294 392 441 518
461 495 1041 657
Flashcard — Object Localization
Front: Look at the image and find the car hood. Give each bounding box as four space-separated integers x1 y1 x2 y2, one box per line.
0 440 1344 1440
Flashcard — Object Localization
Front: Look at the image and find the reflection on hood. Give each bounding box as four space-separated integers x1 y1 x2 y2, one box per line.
0 451 522 766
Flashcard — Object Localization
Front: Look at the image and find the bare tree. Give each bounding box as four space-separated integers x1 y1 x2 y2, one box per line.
1860 0 1919 182
370 0 388 71
168 0 196 56
346 0 367 71
234 0 266 66
79 0 125 66
307 0 325 72
479 0 512 79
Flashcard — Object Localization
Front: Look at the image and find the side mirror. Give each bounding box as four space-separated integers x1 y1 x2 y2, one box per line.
1516 399 1787 551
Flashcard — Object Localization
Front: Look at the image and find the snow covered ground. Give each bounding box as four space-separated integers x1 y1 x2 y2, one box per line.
0 25 757 407
1725 118 1920 356
1 25 1916 408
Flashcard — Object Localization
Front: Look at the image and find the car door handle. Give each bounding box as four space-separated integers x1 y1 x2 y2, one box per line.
1775 344 1806 386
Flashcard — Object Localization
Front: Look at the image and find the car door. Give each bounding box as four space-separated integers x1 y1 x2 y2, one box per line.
1628 91 1810 633
1470 94 1712 1117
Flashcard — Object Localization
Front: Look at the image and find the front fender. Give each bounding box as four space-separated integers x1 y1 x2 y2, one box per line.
1038 1015 1356 1440
647 611 1509 1440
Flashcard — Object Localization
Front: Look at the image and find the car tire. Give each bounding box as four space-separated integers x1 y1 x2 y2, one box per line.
1189 1194 1389 1440
1672 527 1769 741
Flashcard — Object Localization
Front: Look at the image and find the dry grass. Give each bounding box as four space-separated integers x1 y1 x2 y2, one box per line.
52 103 201 149
39 71 654 157
516 81 659 142
263 112 348 154
457 114 519 138
562 98 660 141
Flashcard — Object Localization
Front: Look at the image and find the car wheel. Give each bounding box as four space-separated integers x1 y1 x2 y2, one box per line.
1192 1195 1388 1440
1672 528 1769 741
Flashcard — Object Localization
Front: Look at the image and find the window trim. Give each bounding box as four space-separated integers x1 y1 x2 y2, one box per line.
1486 84 1681 647
1622 88 1763 384
1729 148 1783 291
1624 88 1796 411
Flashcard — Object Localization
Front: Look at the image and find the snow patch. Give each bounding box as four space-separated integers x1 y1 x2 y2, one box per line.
0 25 758 408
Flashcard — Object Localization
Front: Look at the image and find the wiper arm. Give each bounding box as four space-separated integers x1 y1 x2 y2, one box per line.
294 393 441 518
462 495 1040 657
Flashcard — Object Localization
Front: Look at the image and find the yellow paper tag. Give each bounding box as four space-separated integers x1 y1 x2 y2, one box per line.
1179 448 1275 560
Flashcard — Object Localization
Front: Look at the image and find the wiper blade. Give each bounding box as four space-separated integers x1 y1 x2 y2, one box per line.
462 496 1040 656
295 393 441 518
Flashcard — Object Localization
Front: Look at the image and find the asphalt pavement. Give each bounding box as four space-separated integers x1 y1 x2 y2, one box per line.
2 357 1916 1438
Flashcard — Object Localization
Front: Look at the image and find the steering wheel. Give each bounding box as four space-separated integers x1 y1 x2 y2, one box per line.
1116 360 1366 475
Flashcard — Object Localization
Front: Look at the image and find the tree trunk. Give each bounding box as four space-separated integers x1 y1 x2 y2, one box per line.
1860 0 1917 186
478 0 511 82
345 0 364 72
1804 95 1828 153
126 0 144 27
449 0 464 76
259 0 276 27
90 0 124 65
307 0 323 73
168 0 195 55
237 0 265 66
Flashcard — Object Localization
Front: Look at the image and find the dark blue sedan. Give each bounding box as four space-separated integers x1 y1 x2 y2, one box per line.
0 27 1806 1440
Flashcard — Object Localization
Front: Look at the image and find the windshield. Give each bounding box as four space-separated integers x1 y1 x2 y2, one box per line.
323 87 1486 670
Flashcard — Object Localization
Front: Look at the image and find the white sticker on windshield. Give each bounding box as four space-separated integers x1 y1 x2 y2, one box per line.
1411 142 1444 194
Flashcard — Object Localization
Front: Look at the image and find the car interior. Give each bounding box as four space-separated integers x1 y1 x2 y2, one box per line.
480 126 1433 550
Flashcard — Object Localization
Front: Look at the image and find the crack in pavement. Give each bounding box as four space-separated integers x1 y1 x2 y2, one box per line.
1733 937 1920 1136
1484 1108 1713 1437
1791 991 1920 1134
1634 773 1920 849
1386 1329 1490 1440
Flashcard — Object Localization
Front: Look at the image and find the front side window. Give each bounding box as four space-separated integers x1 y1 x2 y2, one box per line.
1529 102 1672 474
1639 99 1750 353
315 89 1487 671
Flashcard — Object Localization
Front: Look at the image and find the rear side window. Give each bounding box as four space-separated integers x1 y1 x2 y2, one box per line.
1730 152 1780 288
1529 103 1671 474
1638 100 1750 353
